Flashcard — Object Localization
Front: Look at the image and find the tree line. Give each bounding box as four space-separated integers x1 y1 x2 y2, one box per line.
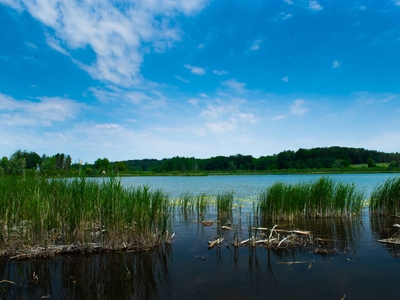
1 146 399 176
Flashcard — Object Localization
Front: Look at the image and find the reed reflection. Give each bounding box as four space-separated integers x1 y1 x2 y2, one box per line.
0 244 173 299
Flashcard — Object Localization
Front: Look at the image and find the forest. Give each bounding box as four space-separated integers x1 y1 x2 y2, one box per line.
1 146 399 176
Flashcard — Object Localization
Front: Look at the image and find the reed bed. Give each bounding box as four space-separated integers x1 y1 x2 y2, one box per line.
257 177 364 221
216 191 234 217
0 176 171 258
370 177 400 216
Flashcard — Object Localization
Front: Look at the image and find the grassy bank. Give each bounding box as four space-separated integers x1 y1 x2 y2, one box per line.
0 176 171 258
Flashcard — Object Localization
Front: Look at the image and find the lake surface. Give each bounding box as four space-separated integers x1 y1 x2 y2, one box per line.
1 174 400 299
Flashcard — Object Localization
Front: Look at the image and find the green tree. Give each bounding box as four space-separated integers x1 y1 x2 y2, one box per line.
367 158 376 168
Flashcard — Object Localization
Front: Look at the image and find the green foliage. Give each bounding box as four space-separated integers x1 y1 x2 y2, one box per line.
370 177 400 215
257 177 364 221
0 176 171 255
367 158 376 168
216 191 234 216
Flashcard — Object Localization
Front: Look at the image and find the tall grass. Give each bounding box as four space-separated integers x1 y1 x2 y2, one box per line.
370 177 400 216
0 176 171 255
257 177 364 221
216 191 234 217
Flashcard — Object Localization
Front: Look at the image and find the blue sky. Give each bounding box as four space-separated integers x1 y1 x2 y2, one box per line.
1 0 400 163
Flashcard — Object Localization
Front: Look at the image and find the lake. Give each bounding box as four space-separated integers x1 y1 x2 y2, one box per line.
1 174 400 299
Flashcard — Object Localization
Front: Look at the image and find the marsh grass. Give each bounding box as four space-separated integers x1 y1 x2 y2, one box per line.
370 177 400 216
0 176 171 258
257 177 364 221
216 191 234 217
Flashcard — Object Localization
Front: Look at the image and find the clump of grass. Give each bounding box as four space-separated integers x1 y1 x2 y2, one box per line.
0 176 171 258
216 191 234 217
258 177 364 221
370 177 400 216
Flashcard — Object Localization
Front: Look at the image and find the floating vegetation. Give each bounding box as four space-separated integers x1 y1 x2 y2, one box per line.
370 177 400 216
0 176 171 259
257 177 364 221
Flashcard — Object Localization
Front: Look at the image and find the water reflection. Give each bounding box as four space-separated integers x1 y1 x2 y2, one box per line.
370 215 400 258
0 244 173 299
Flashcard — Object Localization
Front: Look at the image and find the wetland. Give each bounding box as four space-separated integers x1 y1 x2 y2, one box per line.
1 174 400 299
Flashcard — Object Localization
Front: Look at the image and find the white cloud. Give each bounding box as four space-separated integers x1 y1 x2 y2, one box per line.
88 86 167 109
213 70 229 75
290 99 309 115
238 113 257 124
393 1 400 6
199 93 208 98
221 79 246 93
0 93 85 126
332 60 341 68
95 123 124 130
197 43 205 48
2 0 209 87
283 0 294 4
282 13 292 20
250 40 262 51
184 64 206 75
188 98 200 106
282 76 289 82
205 121 236 134
272 114 287 121
175 75 190 83
309 0 322 11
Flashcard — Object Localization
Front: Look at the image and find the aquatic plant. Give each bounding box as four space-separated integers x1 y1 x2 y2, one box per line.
216 191 234 217
370 177 400 216
0 176 171 258
257 177 364 221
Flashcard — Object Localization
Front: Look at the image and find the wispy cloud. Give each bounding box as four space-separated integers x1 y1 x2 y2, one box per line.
282 76 289 82
272 114 287 121
332 60 341 68
290 99 309 115
393 0 400 6
197 43 205 48
188 98 200 106
199 93 208 98
250 40 262 51
0 93 85 126
283 0 294 4
200 98 257 134
282 13 292 20
221 79 246 93
309 0 323 11
213 70 229 75
2 0 209 87
175 75 190 83
184 64 206 75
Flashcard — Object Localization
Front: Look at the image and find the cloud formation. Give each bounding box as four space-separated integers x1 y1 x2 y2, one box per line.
1 0 209 87
290 99 309 115
282 76 289 82
309 0 322 11
333 60 341 68
184 64 206 75
250 40 262 51
213 70 229 75
0 93 85 126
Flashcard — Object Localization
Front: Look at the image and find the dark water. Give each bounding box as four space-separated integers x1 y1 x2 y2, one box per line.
2 174 400 299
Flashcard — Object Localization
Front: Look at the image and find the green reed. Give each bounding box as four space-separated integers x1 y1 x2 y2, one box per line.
216 191 234 217
370 177 400 216
0 176 171 254
257 177 364 221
